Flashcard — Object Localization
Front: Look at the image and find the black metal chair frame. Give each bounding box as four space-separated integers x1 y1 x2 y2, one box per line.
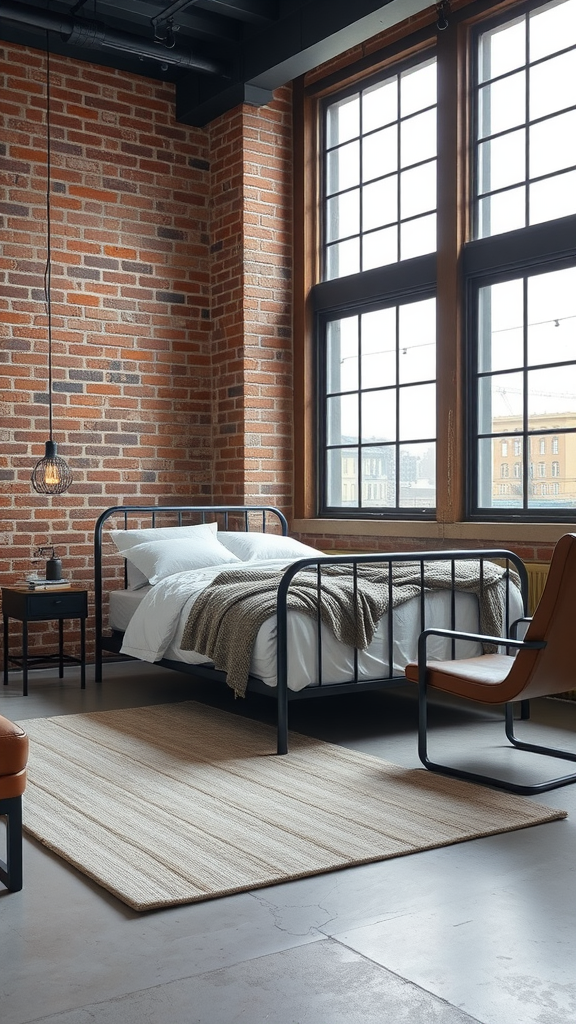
417 625 576 795
0 794 23 892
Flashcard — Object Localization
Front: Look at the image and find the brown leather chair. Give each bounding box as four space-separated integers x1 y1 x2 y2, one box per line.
0 715 29 892
405 533 576 794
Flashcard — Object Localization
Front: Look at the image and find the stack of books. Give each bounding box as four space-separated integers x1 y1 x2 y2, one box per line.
23 577 72 591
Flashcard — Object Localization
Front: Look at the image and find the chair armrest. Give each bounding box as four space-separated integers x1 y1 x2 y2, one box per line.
417 626 546 668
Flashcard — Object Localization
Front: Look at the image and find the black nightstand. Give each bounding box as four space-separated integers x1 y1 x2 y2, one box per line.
2 587 88 695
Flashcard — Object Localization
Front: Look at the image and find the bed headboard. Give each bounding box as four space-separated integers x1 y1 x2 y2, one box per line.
94 504 289 669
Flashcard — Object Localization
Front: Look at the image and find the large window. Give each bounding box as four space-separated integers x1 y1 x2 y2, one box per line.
473 264 576 511
470 0 576 517
324 58 437 280
317 54 437 517
475 0 576 237
305 0 576 523
322 298 436 511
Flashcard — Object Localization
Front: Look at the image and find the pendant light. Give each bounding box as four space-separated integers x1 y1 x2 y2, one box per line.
31 36 73 495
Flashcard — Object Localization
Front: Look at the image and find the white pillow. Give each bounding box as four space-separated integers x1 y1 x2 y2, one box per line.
111 522 224 588
126 562 150 590
116 535 240 586
217 531 322 562
110 521 218 553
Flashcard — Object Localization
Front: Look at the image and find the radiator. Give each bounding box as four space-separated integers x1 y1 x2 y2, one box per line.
524 563 550 615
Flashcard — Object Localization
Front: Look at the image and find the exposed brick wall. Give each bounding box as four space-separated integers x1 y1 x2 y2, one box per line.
0 42 296 665
209 91 293 508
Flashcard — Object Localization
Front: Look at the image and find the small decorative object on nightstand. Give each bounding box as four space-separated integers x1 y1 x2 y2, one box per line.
2 587 88 696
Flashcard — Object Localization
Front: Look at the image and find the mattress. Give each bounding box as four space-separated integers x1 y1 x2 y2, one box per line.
109 587 151 632
110 562 524 693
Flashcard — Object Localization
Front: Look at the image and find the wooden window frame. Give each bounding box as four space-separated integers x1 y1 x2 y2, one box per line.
292 0 576 546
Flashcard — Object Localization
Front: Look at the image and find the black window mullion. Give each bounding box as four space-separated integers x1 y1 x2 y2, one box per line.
396 72 402 262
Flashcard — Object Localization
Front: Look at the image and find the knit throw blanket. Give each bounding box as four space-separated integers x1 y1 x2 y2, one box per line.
180 560 516 697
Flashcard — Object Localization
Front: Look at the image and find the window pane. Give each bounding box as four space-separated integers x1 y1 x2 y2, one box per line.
478 17 526 83
478 72 526 138
327 95 360 146
400 162 436 218
361 307 396 388
527 267 576 365
530 111 576 179
326 190 360 242
478 279 524 373
362 446 396 507
325 393 356 446
326 140 360 195
528 366 576 425
327 393 358 445
399 297 436 383
478 371 524 433
530 0 576 61
363 78 397 133
399 442 436 507
478 129 526 194
401 108 436 167
399 383 435 440
363 125 397 182
477 186 526 237
362 389 396 442
530 168 576 224
363 176 397 230
327 448 358 507
401 60 436 116
326 317 358 393
362 226 398 270
530 49 576 120
477 436 525 508
325 238 360 280
400 213 436 260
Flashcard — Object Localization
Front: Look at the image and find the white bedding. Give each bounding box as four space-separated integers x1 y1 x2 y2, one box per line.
116 558 524 693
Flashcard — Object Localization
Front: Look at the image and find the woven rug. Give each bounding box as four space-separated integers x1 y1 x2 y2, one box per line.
20 701 566 911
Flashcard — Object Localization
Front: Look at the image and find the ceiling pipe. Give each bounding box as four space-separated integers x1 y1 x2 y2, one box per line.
0 1 227 75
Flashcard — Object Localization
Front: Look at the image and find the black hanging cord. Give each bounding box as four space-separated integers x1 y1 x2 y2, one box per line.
43 31 53 441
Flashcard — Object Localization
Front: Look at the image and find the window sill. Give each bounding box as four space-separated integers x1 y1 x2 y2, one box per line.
291 518 574 546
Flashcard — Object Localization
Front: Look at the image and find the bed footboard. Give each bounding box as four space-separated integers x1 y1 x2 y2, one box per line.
274 549 529 754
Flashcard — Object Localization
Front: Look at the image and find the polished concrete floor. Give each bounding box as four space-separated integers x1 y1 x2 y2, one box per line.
2 660 576 1024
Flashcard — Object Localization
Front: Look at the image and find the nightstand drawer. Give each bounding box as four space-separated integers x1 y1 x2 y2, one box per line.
26 592 88 618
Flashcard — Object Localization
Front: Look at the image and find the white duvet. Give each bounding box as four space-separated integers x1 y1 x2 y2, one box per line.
118 557 524 693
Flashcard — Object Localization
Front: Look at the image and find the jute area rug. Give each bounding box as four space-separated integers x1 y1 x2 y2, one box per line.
20 701 566 912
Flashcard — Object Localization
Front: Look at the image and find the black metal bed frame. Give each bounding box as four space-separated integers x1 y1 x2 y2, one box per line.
94 504 530 754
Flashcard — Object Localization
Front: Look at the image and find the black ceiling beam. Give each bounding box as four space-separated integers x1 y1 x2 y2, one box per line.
193 0 278 26
0 0 228 75
95 0 241 43
176 0 429 125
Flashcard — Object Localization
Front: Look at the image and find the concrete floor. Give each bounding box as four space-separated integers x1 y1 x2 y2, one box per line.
1 660 576 1024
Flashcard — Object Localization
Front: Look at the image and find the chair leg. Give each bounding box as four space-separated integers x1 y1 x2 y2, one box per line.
0 796 23 892
418 682 576 795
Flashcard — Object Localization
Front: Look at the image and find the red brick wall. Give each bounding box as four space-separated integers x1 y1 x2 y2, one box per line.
209 92 293 507
0 42 295 663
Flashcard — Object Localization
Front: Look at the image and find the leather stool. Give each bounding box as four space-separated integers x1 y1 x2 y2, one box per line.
0 715 28 892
